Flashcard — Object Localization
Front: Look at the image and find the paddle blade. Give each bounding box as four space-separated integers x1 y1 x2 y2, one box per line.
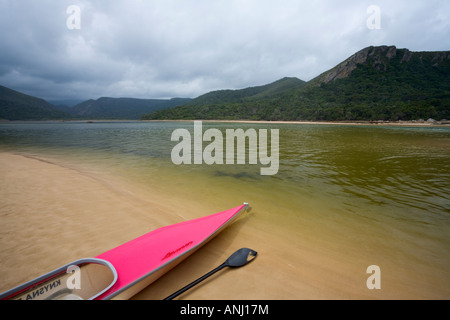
225 248 258 268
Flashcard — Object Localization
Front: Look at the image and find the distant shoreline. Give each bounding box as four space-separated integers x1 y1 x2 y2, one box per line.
1 119 449 127
142 119 450 127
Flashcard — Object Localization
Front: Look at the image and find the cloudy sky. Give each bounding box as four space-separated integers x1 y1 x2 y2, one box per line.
1 0 449 101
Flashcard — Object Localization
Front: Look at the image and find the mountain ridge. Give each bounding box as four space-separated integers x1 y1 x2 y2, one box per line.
184 77 305 106
69 97 191 120
2 45 449 121
0 85 70 120
308 45 450 87
0 86 191 120
143 45 450 121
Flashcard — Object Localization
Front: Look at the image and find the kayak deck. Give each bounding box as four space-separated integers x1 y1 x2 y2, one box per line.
96 203 249 299
0 203 249 300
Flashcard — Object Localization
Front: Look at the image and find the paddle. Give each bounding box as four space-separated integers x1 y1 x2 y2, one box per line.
164 248 258 300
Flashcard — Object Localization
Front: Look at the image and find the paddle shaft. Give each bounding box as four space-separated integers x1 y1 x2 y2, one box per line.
164 263 228 300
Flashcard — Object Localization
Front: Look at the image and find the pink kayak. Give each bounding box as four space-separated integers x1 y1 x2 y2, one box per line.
0 203 250 300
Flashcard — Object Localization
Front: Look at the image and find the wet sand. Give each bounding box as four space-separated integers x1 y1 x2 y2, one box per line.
0 152 441 300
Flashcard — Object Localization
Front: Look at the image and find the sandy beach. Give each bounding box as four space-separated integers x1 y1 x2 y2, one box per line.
0 151 444 300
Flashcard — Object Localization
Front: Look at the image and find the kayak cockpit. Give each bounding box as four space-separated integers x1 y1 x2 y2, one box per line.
0 258 117 300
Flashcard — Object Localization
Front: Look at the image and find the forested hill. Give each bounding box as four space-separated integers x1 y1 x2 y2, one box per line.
0 86 191 120
183 77 305 106
0 85 70 120
143 46 450 121
143 77 306 120
70 97 191 120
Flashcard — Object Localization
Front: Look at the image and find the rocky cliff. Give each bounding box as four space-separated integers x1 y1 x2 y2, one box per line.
313 46 450 85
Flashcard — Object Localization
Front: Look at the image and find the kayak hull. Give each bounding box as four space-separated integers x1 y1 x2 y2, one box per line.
97 203 249 300
0 203 249 300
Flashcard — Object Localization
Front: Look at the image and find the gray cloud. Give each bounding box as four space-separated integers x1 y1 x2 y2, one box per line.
0 0 449 101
